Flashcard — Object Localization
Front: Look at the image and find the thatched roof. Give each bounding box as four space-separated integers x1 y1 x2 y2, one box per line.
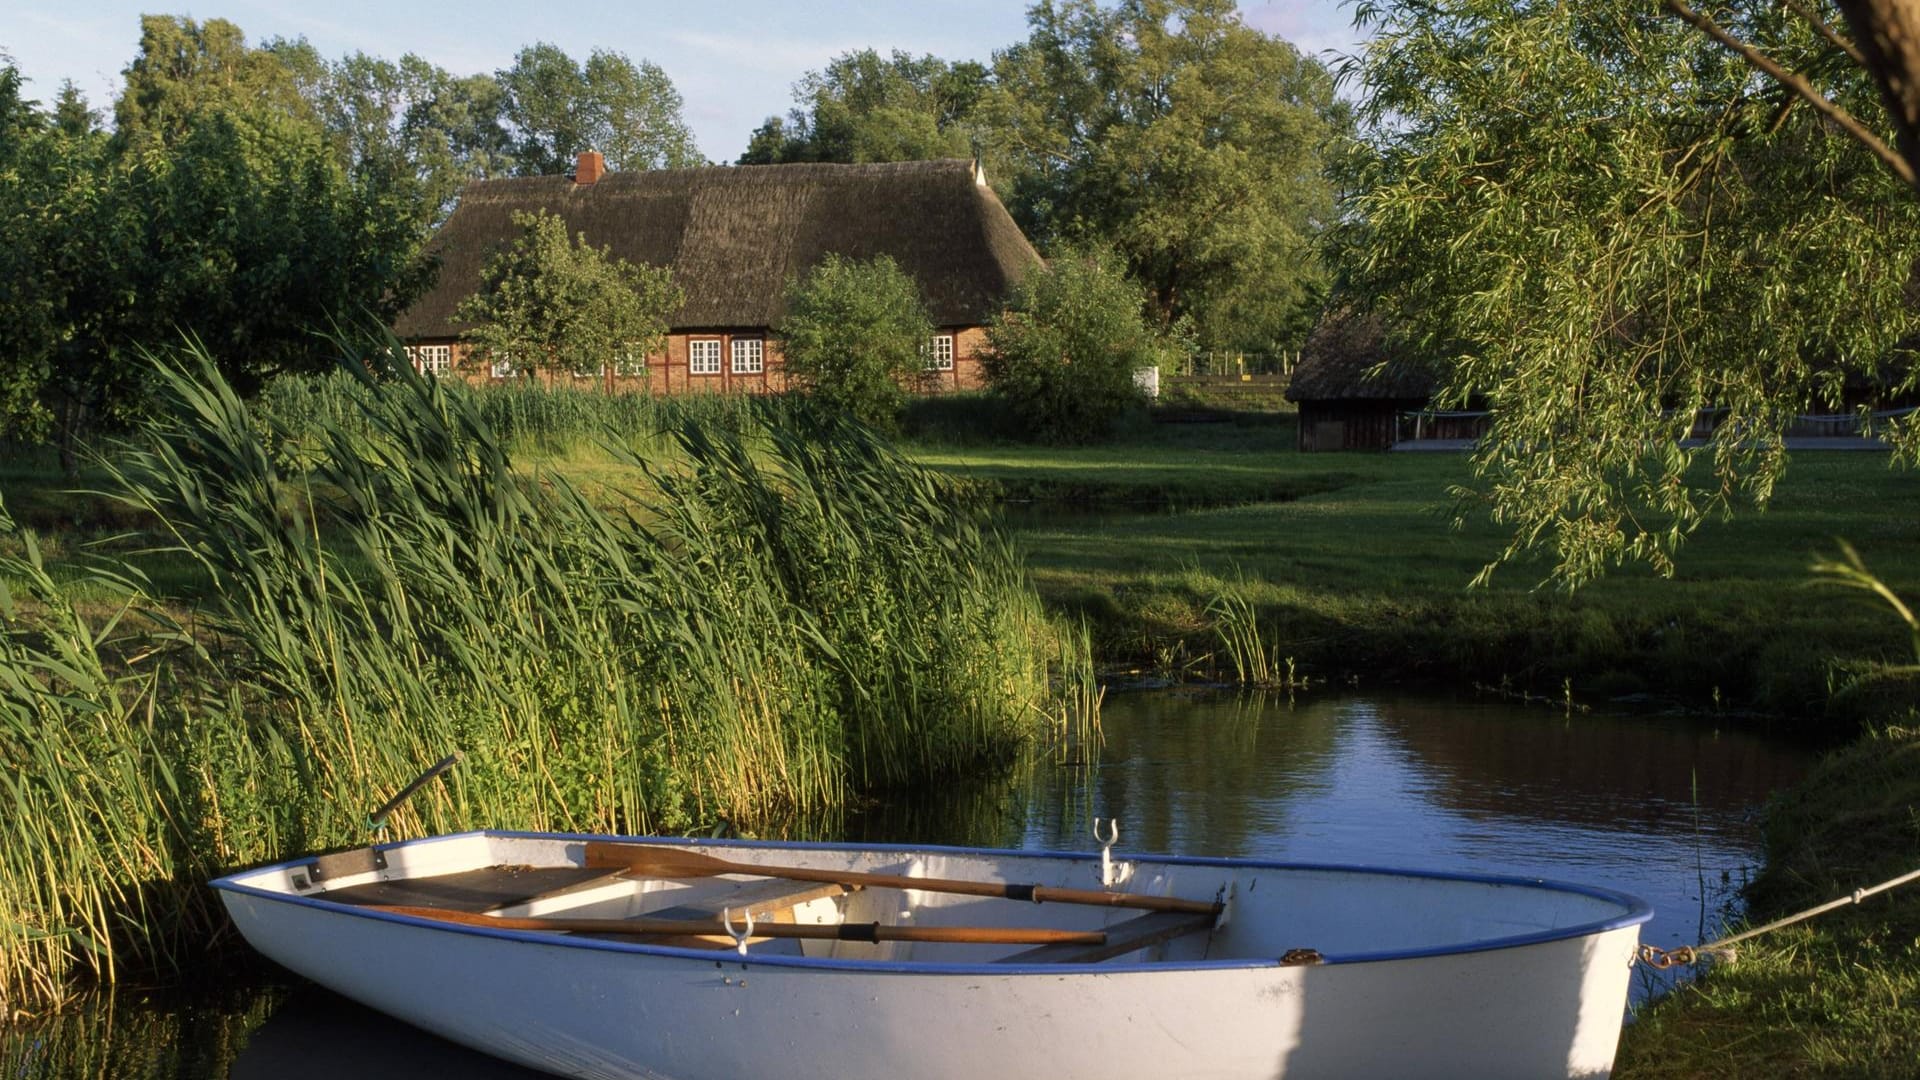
1285 308 1438 402
395 159 1042 338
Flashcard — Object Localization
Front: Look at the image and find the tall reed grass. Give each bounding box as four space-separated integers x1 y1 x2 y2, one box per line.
253 368 792 458
1206 578 1308 691
0 339 1091 1016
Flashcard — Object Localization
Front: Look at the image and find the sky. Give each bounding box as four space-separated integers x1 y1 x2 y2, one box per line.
0 1 1368 162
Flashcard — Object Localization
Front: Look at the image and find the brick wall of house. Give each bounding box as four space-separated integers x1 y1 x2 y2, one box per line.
408 327 991 397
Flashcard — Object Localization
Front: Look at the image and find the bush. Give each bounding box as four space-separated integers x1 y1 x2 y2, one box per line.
982 246 1170 443
777 254 933 430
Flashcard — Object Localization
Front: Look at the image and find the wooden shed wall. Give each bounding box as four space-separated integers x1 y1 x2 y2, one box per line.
1296 400 1407 451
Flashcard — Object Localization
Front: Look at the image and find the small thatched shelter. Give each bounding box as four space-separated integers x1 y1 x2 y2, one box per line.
396 154 1042 394
1285 310 1467 451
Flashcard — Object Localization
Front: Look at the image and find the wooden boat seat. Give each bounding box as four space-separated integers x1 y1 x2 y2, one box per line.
321 866 618 913
563 878 852 950
996 909 1216 964
646 877 852 923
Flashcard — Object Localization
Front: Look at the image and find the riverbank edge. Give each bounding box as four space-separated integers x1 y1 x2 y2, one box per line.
1611 721 1920 1076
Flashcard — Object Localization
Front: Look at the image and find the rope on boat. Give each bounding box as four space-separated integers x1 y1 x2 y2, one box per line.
1637 865 1920 969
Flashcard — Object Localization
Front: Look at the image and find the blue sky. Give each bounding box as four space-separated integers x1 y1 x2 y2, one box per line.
0 1 1367 161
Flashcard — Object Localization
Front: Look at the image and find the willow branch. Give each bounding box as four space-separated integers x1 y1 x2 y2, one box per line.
1782 0 1868 65
1666 0 1916 186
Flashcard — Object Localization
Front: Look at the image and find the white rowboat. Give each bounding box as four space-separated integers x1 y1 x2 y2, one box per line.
212 830 1653 1079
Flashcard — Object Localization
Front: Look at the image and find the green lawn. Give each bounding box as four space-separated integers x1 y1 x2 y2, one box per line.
912 426 1920 726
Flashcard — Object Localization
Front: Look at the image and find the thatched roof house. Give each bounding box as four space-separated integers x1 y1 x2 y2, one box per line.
397 154 1042 395
1285 309 1470 451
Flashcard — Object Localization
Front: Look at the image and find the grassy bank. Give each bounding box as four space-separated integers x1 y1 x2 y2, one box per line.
912 424 1920 725
0 356 1090 1017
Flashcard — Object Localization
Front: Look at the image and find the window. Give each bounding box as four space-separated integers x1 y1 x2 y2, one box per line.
490 353 518 379
406 344 451 376
614 343 649 378
689 339 721 375
731 337 764 375
926 334 955 372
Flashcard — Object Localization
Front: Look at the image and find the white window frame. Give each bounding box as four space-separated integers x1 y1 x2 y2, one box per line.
406 344 452 376
731 337 764 375
614 343 649 378
926 334 955 372
490 352 517 379
689 338 722 376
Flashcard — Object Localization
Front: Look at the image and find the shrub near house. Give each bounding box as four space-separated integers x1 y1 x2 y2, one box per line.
983 246 1175 443
777 254 934 430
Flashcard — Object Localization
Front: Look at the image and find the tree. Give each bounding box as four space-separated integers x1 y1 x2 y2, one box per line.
0 23 438 467
982 246 1174 443
1339 0 1920 586
499 44 700 174
266 43 505 228
114 16 310 149
457 210 682 380
0 62 57 440
1658 0 1920 190
50 81 98 137
776 255 934 428
986 0 1346 355
740 50 989 165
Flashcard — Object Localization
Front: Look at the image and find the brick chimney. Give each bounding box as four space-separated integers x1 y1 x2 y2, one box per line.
574 149 606 185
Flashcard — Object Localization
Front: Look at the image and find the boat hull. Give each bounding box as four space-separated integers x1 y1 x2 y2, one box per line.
215 832 1648 1079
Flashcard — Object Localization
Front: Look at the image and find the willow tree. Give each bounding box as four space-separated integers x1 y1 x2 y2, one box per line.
1339 0 1920 586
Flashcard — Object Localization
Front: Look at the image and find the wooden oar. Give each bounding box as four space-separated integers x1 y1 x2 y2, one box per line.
372 905 1106 946
582 842 1223 917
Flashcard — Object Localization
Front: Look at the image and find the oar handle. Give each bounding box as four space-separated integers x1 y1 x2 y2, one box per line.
371 905 1105 946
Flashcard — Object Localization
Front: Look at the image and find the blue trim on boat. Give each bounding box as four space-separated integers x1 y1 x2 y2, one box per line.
210 829 1654 975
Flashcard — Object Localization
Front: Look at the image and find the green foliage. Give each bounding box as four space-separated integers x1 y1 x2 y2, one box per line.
0 27 436 465
777 254 934 428
113 16 309 148
266 43 506 229
985 0 1346 353
499 43 701 173
253 366 794 458
741 49 988 165
982 247 1167 443
1337 0 1920 586
0 68 62 442
457 209 683 379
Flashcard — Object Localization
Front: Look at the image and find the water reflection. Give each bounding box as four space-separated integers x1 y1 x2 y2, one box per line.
0 691 1809 1076
863 690 1805 999
228 987 544 1079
